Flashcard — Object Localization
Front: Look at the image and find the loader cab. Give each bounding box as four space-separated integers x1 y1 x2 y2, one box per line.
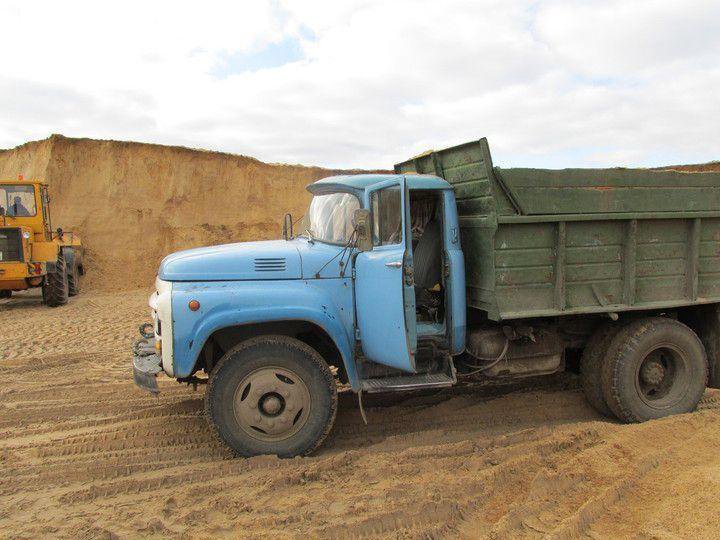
0 180 50 238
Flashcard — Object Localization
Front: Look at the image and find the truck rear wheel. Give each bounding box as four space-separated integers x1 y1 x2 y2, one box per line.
601 317 708 422
580 324 620 418
205 335 338 458
42 250 69 307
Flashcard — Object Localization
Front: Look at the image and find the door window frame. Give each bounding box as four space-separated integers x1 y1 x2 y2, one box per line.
370 185 403 247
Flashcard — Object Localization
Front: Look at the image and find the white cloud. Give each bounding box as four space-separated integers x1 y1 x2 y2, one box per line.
535 0 720 76
0 0 718 169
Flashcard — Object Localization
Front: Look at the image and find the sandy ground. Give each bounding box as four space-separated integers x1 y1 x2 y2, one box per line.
2 290 720 539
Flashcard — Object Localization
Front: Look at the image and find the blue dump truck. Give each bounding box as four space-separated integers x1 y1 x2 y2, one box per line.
133 138 720 457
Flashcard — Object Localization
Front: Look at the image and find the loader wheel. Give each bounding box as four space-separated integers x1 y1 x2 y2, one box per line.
0 290 10 299
65 248 81 297
42 251 69 307
601 317 708 423
580 324 620 418
205 335 337 458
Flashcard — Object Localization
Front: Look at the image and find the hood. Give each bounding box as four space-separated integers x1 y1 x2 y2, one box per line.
158 240 302 281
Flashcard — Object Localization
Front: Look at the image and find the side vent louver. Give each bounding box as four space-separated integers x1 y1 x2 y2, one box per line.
254 257 287 272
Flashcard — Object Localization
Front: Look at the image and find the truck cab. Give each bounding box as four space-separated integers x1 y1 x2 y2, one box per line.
306 173 466 382
133 173 465 457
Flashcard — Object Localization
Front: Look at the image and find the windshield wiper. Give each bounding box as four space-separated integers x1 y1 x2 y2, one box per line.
314 229 358 279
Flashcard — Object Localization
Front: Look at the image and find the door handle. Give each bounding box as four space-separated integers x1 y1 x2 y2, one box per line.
385 261 402 268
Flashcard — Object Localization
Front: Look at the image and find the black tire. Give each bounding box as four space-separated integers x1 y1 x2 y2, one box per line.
64 248 81 296
601 317 708 423
580 324 620 418
42 250 69 307
0 290 11 299
205 335 338 458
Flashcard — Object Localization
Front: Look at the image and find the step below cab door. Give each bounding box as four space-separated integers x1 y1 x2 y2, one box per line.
354 176 417 372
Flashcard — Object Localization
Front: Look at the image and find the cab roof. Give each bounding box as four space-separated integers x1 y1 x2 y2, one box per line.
308 173 451 194
1 178 46 186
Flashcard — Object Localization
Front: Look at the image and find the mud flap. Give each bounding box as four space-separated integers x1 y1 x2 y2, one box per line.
133 356 160 394
132 335 162 394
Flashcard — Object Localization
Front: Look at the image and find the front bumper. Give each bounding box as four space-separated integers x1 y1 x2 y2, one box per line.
132 334 162 394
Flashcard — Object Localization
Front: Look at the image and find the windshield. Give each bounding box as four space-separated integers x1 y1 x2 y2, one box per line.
299 192 360 244
0 185 36 217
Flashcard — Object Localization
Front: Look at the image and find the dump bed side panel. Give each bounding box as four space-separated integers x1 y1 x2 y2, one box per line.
497 216 720 319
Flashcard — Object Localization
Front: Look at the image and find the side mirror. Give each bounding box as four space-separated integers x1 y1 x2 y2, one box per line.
282 213 293 240
353 208 373 252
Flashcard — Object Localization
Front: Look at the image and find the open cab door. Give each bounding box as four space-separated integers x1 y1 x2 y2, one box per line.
354 176 417 372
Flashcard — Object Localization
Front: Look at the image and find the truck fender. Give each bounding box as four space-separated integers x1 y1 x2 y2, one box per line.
171 281 358 387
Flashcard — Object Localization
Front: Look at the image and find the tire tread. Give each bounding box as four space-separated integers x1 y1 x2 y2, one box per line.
601 317 708 423
43 250 69 307
580 324 619 417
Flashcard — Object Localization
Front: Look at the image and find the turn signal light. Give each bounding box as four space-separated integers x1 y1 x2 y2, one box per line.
188 300 200 311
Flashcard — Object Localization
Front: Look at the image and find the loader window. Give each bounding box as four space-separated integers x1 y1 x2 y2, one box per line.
0 185 36 217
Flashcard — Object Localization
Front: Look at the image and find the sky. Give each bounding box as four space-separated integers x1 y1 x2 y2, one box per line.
1 0 718 169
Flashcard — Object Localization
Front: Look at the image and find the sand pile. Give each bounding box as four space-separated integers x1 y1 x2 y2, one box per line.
657 162 720 173
0 135 373 290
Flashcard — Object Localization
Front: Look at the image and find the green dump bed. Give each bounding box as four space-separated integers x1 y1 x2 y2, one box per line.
395 139 720 321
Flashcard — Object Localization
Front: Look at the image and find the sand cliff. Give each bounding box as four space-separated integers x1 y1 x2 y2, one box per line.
0 135 374 289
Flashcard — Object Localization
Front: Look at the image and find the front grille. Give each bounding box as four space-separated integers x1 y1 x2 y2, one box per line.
254 257 287 272
0 228 22 262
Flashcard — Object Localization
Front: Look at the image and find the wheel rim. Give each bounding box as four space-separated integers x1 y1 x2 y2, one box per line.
634 344 691 409
233 366 311 442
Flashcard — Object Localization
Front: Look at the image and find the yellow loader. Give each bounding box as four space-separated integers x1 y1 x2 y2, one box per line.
0 176 84 306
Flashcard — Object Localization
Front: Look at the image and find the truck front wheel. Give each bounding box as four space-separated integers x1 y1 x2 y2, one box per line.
601 317 708 422
205 335 338 458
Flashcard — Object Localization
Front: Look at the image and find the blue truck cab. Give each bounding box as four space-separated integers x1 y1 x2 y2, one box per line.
133 172 466 457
